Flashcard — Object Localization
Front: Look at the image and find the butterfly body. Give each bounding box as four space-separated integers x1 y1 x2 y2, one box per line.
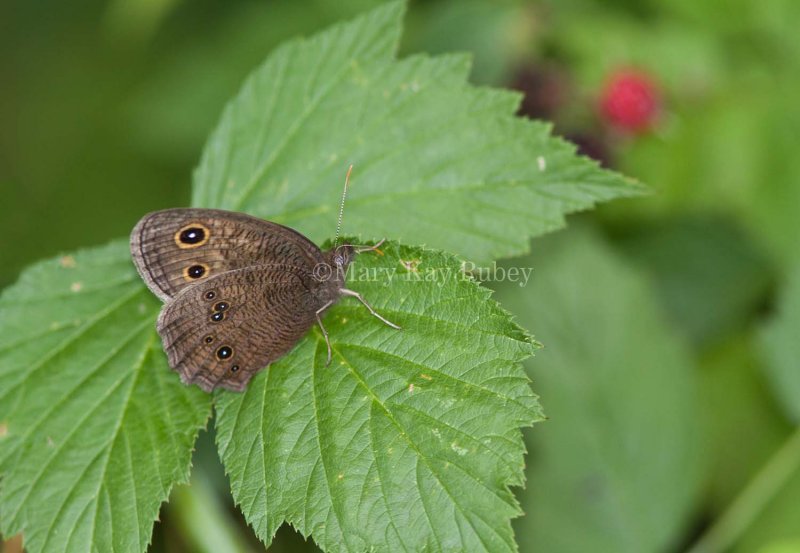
131 208 359 392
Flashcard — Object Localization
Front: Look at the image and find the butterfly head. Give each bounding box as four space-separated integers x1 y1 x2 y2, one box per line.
316 245 353 293
332 244 354 270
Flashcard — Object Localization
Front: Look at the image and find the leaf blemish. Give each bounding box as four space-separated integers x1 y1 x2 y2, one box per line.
59 255 76 268
420 373 432 381
70 281 83 293
451 442 468 456
537 156 547 171
401 259 421 272
408 383 414 393
0 421 8 438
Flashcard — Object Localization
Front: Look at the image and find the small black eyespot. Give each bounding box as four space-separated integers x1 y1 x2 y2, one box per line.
205 291 216 300
216 346 233 359
179 227 205 244
213 302 229 312
210 312 224 323
204 335 213 344
187 265 206 278
230 365 240 372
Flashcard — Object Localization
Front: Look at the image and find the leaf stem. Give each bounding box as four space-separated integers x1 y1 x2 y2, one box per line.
687 425 800 553
170 465 257 553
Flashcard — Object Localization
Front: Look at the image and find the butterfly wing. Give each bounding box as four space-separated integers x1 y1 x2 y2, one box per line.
157 264 323 392
131 208 324 301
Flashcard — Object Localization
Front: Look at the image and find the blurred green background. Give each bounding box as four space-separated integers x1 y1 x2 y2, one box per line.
2 0 799 551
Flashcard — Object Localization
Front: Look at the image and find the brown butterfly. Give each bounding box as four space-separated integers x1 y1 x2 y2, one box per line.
130 167 399 392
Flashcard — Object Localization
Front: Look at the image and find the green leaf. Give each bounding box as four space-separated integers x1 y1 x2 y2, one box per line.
215 242 542 552
616 215 773 348
733 464 800 553
0 2 640 551
192 1 641 264
493 229 702 553
698 338 793 513
761 266 800 423
403 0 533 85
0 241 211 552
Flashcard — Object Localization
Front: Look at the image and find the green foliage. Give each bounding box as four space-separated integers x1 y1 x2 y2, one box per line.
494 229 702 553
0 3 641 551
5 0 800 550
193 1 640 264
761 267 800 423
403 0 531 85
733 463 800 553
556 0 800 270
216 242 541 551
698 338 792 513
0 241 211 552
616 215 773 348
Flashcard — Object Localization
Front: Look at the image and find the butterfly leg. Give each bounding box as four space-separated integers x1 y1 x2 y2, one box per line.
354 238 385 254
316 300 334 366
340 288 401 329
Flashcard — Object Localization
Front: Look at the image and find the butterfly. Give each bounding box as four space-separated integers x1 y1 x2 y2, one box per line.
129 167 399 392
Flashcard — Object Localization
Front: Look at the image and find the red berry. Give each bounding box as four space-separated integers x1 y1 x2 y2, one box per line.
599 68 661 133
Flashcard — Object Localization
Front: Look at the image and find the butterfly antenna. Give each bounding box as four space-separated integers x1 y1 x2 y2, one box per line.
333 164 353 249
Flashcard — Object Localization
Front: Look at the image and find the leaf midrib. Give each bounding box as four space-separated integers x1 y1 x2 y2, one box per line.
231 35 363 210
327 342 509 553
0 284 148 406
6 317 154 530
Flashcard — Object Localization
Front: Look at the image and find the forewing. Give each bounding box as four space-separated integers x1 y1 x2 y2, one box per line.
156 265 322 392
130 208 324 301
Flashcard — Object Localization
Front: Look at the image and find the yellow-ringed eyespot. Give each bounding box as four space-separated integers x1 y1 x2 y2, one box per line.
174 222 210 248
